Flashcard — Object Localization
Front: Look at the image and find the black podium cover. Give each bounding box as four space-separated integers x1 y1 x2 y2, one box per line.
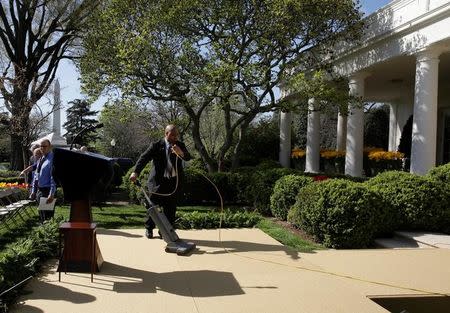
53 148 114 202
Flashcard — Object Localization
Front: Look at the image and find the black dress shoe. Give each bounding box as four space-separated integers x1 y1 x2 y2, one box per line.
145 229 153 239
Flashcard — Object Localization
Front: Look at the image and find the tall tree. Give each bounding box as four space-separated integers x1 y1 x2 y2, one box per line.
0 0 98 169
80 0 363 172
97 98 158 160
63 99 99 147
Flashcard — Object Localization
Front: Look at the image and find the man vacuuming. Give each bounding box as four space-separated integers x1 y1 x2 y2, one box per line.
129 124 192 245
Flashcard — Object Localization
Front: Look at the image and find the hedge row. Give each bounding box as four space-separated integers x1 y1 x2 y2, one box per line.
285 166 450 248
122 164 365 215
176 210 262 229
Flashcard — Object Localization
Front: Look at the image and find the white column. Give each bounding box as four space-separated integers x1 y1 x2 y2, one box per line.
410 48 440 175
388 102 398 151
305 98 320 173
336 110 347 151
279 110 292 168
345 72 369 177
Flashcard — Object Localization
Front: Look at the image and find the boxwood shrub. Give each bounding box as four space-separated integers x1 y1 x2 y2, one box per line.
366 171 450 233
176 210 262 229
288 179 381 248
270 175 314 220
427 163 450 186
246 167 297 215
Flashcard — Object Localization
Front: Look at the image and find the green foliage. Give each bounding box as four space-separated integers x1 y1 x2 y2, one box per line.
0 170 20 178
270 175 314 220
286 71 353 117
292 107 339 151
289 180 381 248
0 218 60 304
97 99 159 159
122 163 152 203
366 171 450 233
364 105 389 150
0 177 25 184
182 167 250 205
256 219 323 253
176 210 261 229
427 163 450 186
247 167 297 215
80 0 363 171
238 118 280 166
0 124 10 163
63 99 100 147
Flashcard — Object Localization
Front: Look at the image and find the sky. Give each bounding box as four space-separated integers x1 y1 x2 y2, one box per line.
41 0 393 131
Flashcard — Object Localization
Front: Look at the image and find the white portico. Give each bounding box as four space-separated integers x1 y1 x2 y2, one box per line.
280 0 450 176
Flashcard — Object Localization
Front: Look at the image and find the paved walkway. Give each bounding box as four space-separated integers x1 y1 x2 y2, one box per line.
11 228 450 313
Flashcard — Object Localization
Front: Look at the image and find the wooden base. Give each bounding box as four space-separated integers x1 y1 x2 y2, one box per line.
58 222 103 281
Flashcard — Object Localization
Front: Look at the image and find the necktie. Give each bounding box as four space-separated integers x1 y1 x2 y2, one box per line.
166 145 174 177
36 157 45 174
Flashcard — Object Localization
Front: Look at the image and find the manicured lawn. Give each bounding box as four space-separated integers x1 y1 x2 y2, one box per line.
54 203 323 252
1 203 322 256
256 218 323 253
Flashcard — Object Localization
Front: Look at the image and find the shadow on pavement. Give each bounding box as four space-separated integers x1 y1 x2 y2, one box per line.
188 238 315 259
100 261 246 297
97 228 142 238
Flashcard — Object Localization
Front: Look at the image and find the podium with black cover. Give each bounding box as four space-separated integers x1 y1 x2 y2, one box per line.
53 148 113 275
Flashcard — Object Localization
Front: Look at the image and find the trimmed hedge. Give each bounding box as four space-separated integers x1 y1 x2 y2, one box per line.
176 210 262 229
427 163 450 185
366 171 450 233
0 176 25 184
288 179 381 248
270 175 314 220
0 170 20 178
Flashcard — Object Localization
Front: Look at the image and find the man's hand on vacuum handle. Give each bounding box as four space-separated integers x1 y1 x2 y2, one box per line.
171 144 184 158
129 172 138 182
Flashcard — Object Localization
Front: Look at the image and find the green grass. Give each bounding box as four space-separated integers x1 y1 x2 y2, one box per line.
55 204 147 229
256 218 324 253
2 203 322 255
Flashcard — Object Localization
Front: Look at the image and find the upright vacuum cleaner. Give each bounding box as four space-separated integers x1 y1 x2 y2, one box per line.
136 181 196 255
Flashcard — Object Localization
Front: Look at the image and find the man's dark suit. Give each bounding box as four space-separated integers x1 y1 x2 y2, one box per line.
134 139 191 230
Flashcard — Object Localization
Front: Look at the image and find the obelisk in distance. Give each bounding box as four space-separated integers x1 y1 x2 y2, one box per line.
50 79 67 147
53 79 61 136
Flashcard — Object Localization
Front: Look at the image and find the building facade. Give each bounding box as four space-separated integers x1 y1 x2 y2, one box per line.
280 0 450 176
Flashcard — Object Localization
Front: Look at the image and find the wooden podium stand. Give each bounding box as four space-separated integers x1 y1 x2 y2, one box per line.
53 148 113 279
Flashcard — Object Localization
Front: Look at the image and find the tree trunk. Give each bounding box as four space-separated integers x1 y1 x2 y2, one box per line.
10 94 32 170
190 117 217 172
231 118 252 170
10 134 25 170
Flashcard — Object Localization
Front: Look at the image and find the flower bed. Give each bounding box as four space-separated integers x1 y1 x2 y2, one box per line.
291 148 306 171
0 182 28 189
367 150 404 176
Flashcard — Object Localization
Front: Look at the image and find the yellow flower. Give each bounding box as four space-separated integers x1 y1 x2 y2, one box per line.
368 151 405 161
320 150 346 159
291 148 306 158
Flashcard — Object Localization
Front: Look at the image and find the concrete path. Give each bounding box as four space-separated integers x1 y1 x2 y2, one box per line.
11 228 450 313
375 231 450 249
